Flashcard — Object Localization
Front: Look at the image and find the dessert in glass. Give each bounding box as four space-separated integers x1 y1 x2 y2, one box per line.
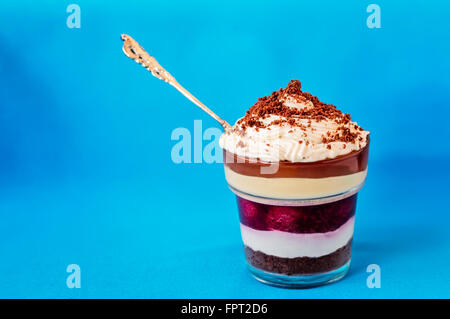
121 36 369 288
220 80 370 287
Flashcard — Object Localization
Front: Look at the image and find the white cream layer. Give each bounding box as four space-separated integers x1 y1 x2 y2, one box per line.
219 96 369 163
240 216 354 258
225 166 367 199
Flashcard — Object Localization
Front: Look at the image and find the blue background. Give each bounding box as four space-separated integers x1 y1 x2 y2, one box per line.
1 0 449 298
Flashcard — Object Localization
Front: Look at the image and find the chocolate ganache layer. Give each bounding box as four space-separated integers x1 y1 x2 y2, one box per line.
223 138 369 179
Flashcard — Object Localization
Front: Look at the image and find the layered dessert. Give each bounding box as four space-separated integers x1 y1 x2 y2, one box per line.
120 35 370 287
219 80 370 286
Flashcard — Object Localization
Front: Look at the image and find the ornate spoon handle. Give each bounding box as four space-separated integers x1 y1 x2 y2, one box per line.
121 34 231 130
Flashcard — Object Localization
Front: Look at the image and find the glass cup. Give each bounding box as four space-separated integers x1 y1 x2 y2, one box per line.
223 140 369 288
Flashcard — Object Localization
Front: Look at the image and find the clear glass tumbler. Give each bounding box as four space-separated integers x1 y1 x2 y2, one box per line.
223 141 369 288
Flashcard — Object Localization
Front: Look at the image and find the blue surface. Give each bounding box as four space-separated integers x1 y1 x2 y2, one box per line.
1 0 450 298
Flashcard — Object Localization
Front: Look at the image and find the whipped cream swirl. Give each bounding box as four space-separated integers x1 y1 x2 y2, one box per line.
219 81 369 163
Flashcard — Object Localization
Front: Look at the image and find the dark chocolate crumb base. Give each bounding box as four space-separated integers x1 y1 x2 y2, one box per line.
244 238 352 276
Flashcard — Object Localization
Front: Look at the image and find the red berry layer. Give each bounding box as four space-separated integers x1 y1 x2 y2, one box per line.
237 194 357 234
